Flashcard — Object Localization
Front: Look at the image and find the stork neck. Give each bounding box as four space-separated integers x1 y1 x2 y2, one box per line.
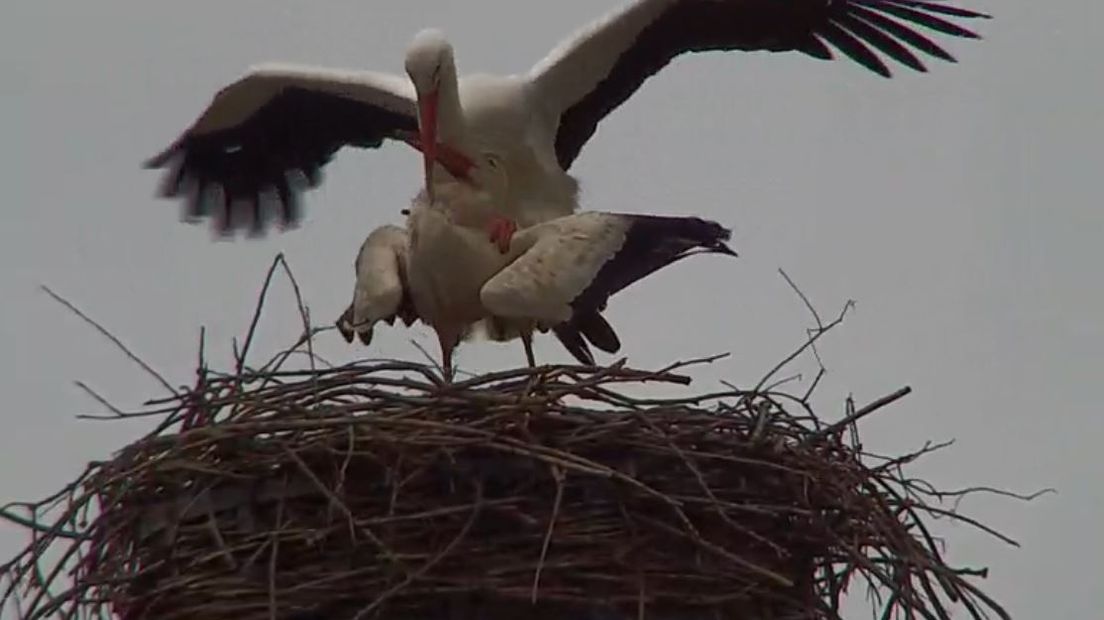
434 61 465 145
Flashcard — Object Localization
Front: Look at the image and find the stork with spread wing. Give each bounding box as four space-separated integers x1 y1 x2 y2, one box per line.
147 0 988 241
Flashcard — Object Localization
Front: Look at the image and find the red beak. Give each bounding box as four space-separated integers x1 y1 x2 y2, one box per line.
418 89 439 201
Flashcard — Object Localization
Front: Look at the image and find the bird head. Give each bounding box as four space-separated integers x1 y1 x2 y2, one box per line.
405 28 455 200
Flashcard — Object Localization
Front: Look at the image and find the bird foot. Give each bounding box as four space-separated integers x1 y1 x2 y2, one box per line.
488 216 517 254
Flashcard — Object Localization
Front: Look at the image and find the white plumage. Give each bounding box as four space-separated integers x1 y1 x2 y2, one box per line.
336 224 417 347
481 213 639 326
337 187 736 376
146 0 988 236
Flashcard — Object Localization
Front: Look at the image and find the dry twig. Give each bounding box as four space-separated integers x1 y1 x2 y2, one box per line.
1 266 1036 620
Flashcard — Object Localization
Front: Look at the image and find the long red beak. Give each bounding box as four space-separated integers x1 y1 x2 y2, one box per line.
418 89 439 201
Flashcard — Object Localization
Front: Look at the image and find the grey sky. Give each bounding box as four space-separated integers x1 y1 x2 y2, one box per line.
2 0 1100 616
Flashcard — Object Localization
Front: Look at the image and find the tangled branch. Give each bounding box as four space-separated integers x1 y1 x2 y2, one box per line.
1 255 1037 620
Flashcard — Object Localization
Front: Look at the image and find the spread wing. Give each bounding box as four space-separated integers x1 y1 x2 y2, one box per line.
530 0 990 169
481 212 736 327
147 64 418 234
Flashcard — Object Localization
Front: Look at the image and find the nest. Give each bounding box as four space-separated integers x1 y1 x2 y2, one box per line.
2 260 1022 620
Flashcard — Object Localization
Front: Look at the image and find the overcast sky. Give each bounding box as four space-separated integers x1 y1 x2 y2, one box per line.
2 0 1100 617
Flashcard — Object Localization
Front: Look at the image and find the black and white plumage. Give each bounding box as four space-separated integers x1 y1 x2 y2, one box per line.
481 212 736 328
336 190 735 375
147 0 989 234
335 224 419 347
335 189 622 372
146 67 419 233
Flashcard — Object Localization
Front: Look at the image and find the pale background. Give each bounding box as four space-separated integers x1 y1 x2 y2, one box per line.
2 0 1100 617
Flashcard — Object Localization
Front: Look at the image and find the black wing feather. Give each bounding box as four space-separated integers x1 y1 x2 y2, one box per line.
147 87 417 234
848 5 955 61
858 1 982 38
554 0 989 168
879 0 990 19
570 215 737 323
817 21 892 77
552 311 622 365
576 312 621 354
551 324 597 365
335 284 419 347
833 13 926 72
795 34 836 60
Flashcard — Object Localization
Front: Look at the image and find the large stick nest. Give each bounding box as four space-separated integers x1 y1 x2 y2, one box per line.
2 259 1024 620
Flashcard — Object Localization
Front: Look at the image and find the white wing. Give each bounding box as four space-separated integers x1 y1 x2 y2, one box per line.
480 213 631 326
528 0 673 124
337 225 415 346
481 211 737 326
147 64 419 232
528 0 989 169
166 64 415 137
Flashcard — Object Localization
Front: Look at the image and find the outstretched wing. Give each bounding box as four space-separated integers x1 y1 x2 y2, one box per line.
529 0 990 169
147 64 418 234
481 212 736 328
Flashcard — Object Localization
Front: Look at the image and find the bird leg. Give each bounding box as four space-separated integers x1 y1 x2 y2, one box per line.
442 346 454 382
488 215 517 254
437 327 461 382
521 329 537 368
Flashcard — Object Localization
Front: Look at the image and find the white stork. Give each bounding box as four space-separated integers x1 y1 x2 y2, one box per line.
146 0 989 237
335 183 736 376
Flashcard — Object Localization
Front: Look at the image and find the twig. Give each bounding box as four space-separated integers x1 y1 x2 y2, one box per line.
531 465 565 603
1 256 1018 620
779 268 824 330
73 382 126 418
753 299 854 395
0 509 80 540
235 253 285 378
809 386 913 442
40 286 176 395
351 480 484 620
276 254 315 376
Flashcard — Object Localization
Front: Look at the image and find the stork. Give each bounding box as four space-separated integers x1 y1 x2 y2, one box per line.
146 0 989 239
335 183 736 377
335 180 620 372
